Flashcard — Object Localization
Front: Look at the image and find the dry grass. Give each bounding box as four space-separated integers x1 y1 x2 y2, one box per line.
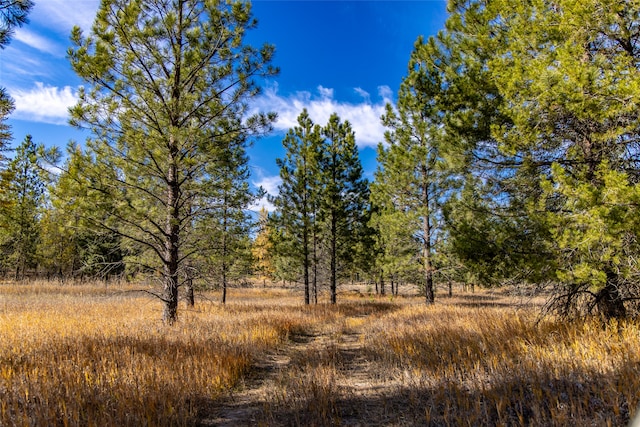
0 282 314 426
361 300 640 426
0 282 638 426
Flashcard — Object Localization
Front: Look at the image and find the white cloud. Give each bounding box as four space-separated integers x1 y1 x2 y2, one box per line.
253 84 394 148
14 29 63 55
1 45 44 76
251 197 275 213
250 173 282 212
42 163 63 176
31 0 100 33
10 83 78 125
354 87 370 102
254 174 282 195
318 85 334 99
378 85 393 102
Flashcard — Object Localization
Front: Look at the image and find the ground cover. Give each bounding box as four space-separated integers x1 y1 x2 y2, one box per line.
0 282 637 426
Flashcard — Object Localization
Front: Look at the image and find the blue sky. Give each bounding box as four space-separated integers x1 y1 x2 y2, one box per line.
2 0 448 210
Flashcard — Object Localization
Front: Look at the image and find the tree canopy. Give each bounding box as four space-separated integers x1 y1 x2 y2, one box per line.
390 0 640 318
67 0 277 323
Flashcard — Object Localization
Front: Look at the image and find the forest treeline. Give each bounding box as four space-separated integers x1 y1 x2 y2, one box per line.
1 0 639 323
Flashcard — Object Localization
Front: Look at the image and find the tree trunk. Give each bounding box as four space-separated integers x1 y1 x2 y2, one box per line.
597 270 626 320
185 277 194 308
163 272 179 324
312 259 318 304
330 213 337 304
312 225 318 304
380 273 385 296
222 267 227 304
421 160 435 304
423 214 434 304
163 158 180 325
221 201 229 305
303 225 310 305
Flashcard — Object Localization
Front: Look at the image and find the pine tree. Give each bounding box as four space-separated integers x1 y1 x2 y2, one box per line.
45 143 126 281
67 0 276 323
272 109 322 304
415 0 640 319
0 0 33 47
0 89 13 162
484 0 640 318
0 135 44 279
373 45 454 304
0 0 34 162
319 114 369 304
273 111 369 304
202 138 255 304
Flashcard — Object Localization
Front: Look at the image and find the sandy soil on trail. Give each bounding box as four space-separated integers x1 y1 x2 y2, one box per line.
199 314 404 426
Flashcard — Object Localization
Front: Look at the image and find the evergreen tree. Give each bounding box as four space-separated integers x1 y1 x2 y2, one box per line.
0 88 13 163
68 0 276 323
252 207 275 283
319 114 369 304
46 143 126 281
0 0 33 47
201 137 255 304
0 135 44 279
272 109 322 304
484 0 640 318
273 111 369 304
268 220 300 287
0 0 34 162
373 44 454 303
415 0 640 318
369 192 420 295
397 0 551 292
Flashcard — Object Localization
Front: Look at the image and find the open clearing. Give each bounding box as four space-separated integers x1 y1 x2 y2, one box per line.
0 282 638 426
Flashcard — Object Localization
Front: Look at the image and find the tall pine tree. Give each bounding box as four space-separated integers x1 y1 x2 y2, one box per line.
0 0 34 164
415 0 640 319
373 44 453 304
272 109 322 304
68 0 276 323
0 135 44 279
320 114 369 304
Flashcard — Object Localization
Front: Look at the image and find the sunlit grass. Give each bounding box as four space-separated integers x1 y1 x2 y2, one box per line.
0 281 316 426
361 299 640 426
0 281 638 426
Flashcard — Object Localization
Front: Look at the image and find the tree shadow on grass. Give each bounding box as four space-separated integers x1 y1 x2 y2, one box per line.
449 293 541 309
332 301 401 318
452 294 502 302
250 367 635 427
0 333 258 426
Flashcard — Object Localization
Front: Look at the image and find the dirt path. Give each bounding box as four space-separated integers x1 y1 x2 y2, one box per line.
200 333 321 426
199 314 391 426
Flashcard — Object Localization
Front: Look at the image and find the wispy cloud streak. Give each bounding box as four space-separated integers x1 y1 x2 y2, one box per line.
13 29 63 55
31 0 100 33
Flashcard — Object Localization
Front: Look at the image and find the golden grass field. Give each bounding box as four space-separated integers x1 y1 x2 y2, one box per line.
0 281 638 426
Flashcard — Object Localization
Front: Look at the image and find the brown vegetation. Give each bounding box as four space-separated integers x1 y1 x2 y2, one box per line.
0 281 638 426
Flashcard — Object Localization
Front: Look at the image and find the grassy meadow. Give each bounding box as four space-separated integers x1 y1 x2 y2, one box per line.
0 281 638 426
